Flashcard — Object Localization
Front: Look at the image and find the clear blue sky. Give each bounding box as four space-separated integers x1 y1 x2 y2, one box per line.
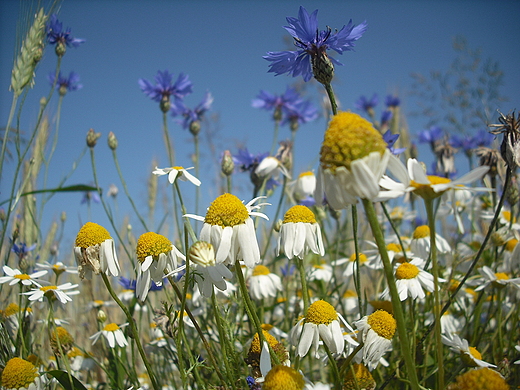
1 0 519 252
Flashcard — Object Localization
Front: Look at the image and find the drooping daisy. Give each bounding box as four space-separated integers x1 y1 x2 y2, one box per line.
248 265 283 300
0 265 47 287
74 222 120 279
441 333 496 368
1 357 43 390
473 266 520 291
135 232 185 301
278 205 324 259
254 156 290 181
185 193 269 268
24 283 79 304
380 257 437 301
446 367 509 390
288 171 316 204
90 322 129 348
354 310 396 370
307 262 333 283
410 224 451 260
152 166 201 186
291 299 349 358
315 111 393 209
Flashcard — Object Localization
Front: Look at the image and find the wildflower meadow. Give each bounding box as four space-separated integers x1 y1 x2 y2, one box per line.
1 3 520 390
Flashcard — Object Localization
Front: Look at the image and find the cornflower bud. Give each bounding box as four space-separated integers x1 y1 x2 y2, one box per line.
86 128 101 148
107 131 118 150
221 150 235 176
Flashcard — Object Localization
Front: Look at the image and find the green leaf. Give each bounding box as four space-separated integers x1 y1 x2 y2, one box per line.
0 184 98 206
46 370 89 390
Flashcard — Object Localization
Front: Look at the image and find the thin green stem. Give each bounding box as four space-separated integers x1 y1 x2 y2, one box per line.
0 95 19 183
296 256 310 313
324 83 338 116
194 134 200 215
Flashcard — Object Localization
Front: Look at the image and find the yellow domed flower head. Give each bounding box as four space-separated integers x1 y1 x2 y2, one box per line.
246 330 288 378
446 367 509 390
278 205 324 259
291 299 352 358
74 222 120 279
248 265 282 300
262 365 305 390
343 363 376 390
1 357 41 390
354 310 396 370
135 232 185 301
185 193 269 268
315 111 392 209
50 326 74 356
381 257 437 301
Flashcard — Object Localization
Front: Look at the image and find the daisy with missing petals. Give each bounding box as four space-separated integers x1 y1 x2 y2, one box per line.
90 322 129 348
354 310 396 370
410 224 451 260
135 232 185 301
152 166 201 186
315 111 395 209
24 283 79 305
380 257 437 301
278 205 324 259
74 222 120 279
0 265 47 287
473 266 520 291
1 357 43 390
290 299 351 358
441 332 496 368
185 193 269 268
248 265 283 300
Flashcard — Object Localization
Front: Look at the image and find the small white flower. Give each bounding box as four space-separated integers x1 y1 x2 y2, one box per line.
248 265 282 300
410 224 451 260
307 263 333 283
24 283 80 304
153 165 201 186
289 171 316 203
90 322 129 348
0 265 47 287
254 156 289 180
278 205 324 259
473 266 520 291
441 332 496 368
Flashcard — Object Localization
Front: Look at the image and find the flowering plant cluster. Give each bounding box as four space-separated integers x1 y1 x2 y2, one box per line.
1 6 519 390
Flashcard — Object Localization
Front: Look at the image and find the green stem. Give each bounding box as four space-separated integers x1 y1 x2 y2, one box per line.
361 199 420 390
0 95 19 183
270 119 280 156
324 83 338 116
194 134 200 215
296 256 310 313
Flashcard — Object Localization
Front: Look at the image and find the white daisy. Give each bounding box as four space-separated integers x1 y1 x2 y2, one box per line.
23 283 79 304
278 205 324 259
307 262 333 283
354 310 396 370
152 165 201 186
185 193 269 268
289 171 316 203
441 332 496 368
514 345 520 364
0 265 47 287
410 224 451 260
315 111 393 209
135 232 185 301
380 257 438 301
34 261 78 276
74 222 120 279
90 322 129 348
254 156 289 180
473 266 520 291
248 265 282 300
333 252 382 280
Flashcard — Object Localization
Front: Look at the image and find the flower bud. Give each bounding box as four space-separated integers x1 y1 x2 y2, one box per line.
221 150 235 176
274 219 283 233
189 120 201 136
60 211 67 222
189 241 216 267
506 174 519 207
312 50 334 85
86 128 101 148
97 309 107 324
55 41 66 57
39 96 47 107
160 95 170 113
107 131 118 150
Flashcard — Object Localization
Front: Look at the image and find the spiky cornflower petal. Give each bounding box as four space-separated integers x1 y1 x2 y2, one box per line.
48 71 82 95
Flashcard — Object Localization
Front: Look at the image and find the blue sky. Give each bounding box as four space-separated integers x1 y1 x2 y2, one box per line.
1 0 519 252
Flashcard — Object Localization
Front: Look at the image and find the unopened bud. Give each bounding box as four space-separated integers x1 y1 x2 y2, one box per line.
274 219 283 233
312 50 334 85
97 309 107 323
55 42 66 57
160 95 170 113
86 128 101 148
0 208 5 222
58 85 67 96
506 174 519 207
39 96 47 107
189 241 216 267
107 131 118 150
221 150 235 176
189 120 201 136
60 211 67 222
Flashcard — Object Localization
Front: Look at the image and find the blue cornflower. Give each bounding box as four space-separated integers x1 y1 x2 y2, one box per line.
280 262 296 277
139 70 192 112
233 148 269 173
81 190 100 206
282 99 318 129
264 6 367 83
380 109 393 126
46 14 85 56
473 129 494 148
12 242 37 260
252 87 302 120
385 94 401 108
355 93 379 113
450 134 476 153
418 125 443 151
383 130 406 155
119 276 164 292
48 71 82 95
171 91 213 133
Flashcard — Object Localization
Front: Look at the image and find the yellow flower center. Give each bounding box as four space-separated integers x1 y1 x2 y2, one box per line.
449 279 460 293
367 310 396 339
320 111 386 171
343 363 376 390
40 285 57 292
298 171 314 178
395 262 420 279
3 303 20 317
283 205 316 224
252 265 271 276
14 274 30 280
410 175 451 199
469 241 482 251
501 210 515 223
413 225 430 239
505 238 518 252
343 289 357 298
249 330 279 354
349 253 367 263
67 347 83 358
75 222 112 248
204 193 249 227
136 232 172 263
449 367 509 390
172 166 184 170
263 365 305 390
103 323 120 332
51 326 74 345
387 243 402 252
305 300 337 325
495 272 509 281
468 346 482 360
1 357 38 389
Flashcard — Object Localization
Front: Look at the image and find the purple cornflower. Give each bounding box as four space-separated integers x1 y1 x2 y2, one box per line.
12 242 37 261
282 99 318 128
473 129 494 148
355 93 379 113
232 148 269 173
48 71 82 95
264 6 367 83
380 110 393 127
119 276 164 292
418 125 443 152
385 94 400 108
252 87 301 119
139 70 192 112
171 91 213 133
81 190 100 206
46 14 85 56
383 130 406 155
